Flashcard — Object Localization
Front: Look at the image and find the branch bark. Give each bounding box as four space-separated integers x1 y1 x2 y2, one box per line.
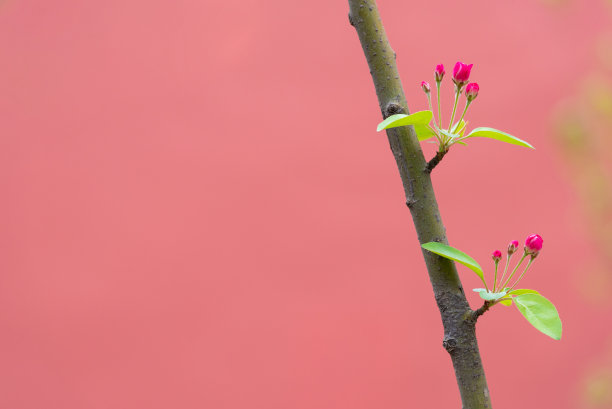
347 2 492 408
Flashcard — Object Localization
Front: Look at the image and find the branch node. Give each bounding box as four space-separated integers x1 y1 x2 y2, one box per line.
348 12 355 27
442 336 457 353
425 149 448 173
405 199 416 208
384 102 404 118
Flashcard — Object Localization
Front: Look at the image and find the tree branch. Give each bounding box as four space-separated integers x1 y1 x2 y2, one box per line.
425 149 449 173
473 301 493 320
347 1 492 408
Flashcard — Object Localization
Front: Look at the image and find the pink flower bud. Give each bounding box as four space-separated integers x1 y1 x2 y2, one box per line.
435 64 445 82
421 81 431 94
452 61 473 89
465 83 479 102
507 240 519 255
492 250 502 263
525 234 543 256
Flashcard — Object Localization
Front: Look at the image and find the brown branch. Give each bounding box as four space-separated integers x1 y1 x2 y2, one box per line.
347 1 492 408
473 301 493 320
425 149 449 173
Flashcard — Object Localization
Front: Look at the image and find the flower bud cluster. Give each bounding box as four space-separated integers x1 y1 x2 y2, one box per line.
426 61 478 101
419 61 480 152
489 234 543 293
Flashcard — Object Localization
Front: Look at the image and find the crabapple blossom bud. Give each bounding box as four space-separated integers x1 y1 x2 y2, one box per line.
435 64 445 82
525 234 543 257
452 61 473 89
492 250 502 263
421 81 431 94
465 83 479 102
508 240 519 255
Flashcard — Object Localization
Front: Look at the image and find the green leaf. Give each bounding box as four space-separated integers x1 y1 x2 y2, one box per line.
413 124 437 141
422 242 485 286
376 110 434 132
472 288 487 293
439 129 459 140
465 127 535 149
499 299 512 306
479 291 508 301
451 119 467 135
508 289 539 296
514 294 562 340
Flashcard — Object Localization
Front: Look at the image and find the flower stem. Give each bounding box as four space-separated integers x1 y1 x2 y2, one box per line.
453 101 471 133
507 258 534 291
427 124 442 144
501 253 527 290
447 85 461 131
436 81 442 129
493 261 499 292
497 253 512 290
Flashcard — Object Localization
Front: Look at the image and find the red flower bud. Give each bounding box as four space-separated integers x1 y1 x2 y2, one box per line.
435 64 445 82
507 240 519 255
452 61 473 89
492 250 502 263
525 234 543 257
465 83 479 102
421 81 431 94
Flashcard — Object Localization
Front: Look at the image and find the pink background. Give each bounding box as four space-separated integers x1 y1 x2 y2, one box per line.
1 0 611 408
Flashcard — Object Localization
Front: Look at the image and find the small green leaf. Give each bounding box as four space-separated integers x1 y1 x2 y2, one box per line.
422 242 486 286
507 289 539 296
514 294 562 340
472 288 487 293
479 291 508 301
439 129 460 140
376 110 434 132
465 127 535 149
499 299 512 306
413 124 437 141
451 119 467 135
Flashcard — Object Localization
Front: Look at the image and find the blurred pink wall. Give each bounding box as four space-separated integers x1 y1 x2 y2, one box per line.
0 0 611 408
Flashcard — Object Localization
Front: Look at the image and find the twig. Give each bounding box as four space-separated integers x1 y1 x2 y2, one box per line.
473 301 493 320
425 149 448 173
